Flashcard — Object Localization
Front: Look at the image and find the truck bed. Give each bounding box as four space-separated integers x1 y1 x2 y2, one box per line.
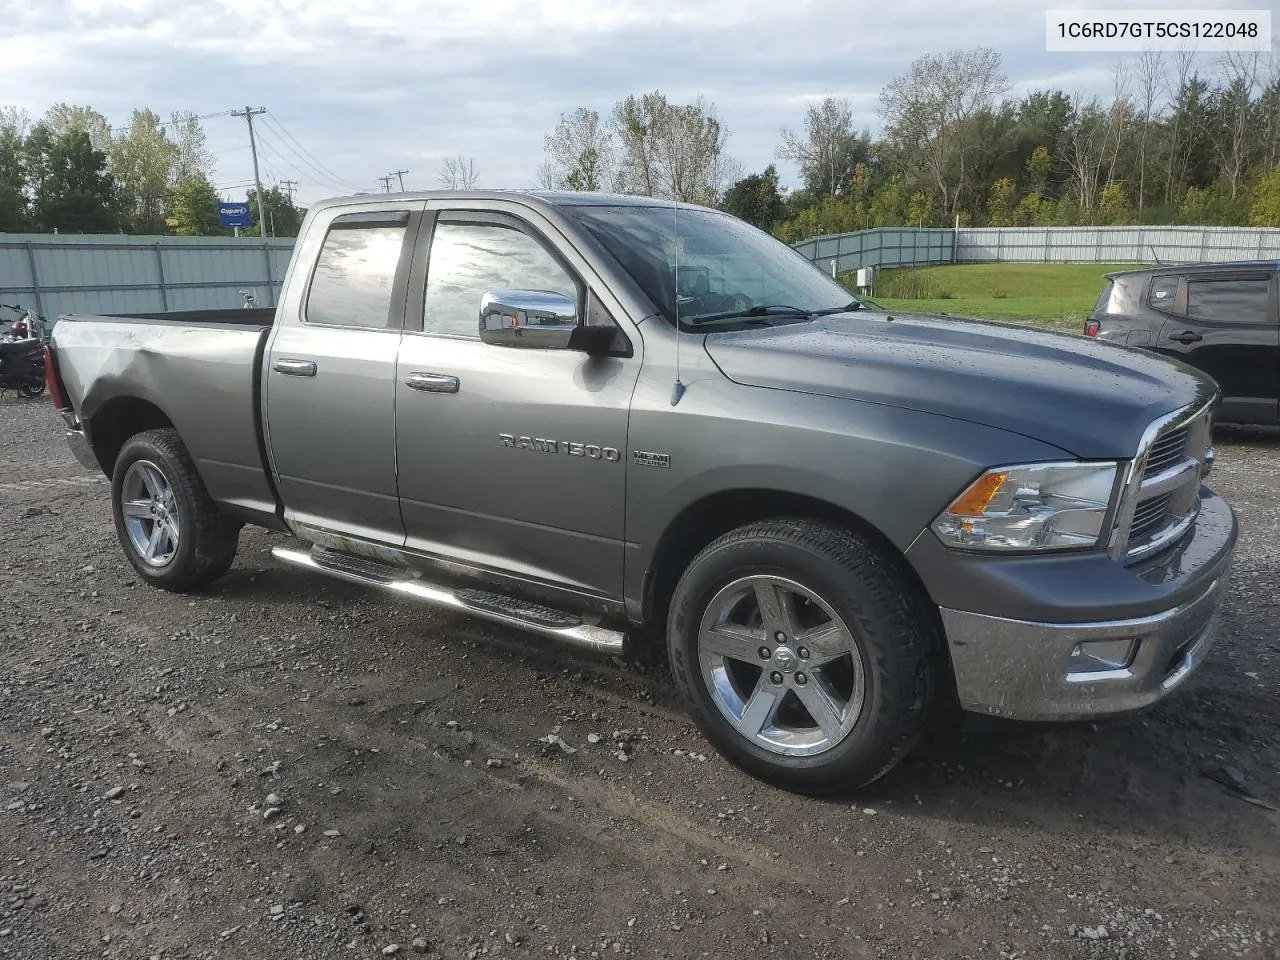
50 311 282 528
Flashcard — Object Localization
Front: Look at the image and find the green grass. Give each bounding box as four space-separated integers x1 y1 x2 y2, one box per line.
848 263 1143 332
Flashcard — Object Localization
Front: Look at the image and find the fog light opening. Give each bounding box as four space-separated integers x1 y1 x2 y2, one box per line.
1066 638 1137 680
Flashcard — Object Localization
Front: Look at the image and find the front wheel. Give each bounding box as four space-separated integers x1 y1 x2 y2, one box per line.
111 428 240 591
19 382 45 399
667 518 938 793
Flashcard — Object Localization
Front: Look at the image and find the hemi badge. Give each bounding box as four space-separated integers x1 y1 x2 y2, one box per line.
633 451 670 469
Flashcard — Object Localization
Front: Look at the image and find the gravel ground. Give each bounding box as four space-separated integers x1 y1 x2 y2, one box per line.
1 394 1277 960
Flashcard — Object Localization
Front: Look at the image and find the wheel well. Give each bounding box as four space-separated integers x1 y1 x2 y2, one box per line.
87 397 174 476
642 489 952 688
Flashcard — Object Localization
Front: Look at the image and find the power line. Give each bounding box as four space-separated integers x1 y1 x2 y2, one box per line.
390 169 409 191
261 112 364 192
108 109 231 135
377 174 393 193
281 180 298 201
254 123 364 196
253 128 355 197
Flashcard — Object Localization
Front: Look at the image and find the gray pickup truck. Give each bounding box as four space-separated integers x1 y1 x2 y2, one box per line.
45 191 1236 792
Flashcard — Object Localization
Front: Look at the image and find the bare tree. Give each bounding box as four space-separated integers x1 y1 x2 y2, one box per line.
1134 50 1164 214
612 92 734 205
778 97 864 197
878 47 1010 218
1163 46 1197 205
1214 50 1263 201
541 108 614 191
1104 61 1133 186
1061 95 1110 217
438 154 479 190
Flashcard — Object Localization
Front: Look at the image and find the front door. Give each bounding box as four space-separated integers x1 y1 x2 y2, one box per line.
1153 269 1279 424
393 208 639 600
264 207 419 543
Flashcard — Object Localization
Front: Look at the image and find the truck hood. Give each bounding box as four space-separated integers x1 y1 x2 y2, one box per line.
702 311 1216 459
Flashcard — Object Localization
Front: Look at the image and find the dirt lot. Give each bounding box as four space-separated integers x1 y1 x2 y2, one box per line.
1 395 1277 960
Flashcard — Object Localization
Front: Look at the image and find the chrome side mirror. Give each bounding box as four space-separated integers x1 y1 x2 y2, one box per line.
479 290 578 349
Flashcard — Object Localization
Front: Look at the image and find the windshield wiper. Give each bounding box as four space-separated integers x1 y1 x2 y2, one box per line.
811 300 863 315
685 304 815 326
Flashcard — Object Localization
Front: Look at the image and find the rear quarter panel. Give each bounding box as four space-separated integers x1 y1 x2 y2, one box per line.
52 317 276 522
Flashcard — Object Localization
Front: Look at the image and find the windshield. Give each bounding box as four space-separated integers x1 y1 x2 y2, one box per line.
567 205 858 326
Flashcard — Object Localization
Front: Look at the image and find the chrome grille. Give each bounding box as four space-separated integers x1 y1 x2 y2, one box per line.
1114 401 1214 564
1143 426 1188 479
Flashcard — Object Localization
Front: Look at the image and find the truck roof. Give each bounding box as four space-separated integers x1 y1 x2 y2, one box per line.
308 190 709 214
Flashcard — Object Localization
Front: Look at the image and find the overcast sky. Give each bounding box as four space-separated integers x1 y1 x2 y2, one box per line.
2 0 1267 206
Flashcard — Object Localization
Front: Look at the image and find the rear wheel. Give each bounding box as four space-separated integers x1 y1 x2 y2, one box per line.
111 428 240 591
667 518 937 793
19 381 45 398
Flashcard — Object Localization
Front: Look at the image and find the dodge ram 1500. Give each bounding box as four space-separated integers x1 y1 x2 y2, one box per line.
45 191 1237 792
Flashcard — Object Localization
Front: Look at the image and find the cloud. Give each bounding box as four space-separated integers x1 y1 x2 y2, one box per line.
0 0 1258 204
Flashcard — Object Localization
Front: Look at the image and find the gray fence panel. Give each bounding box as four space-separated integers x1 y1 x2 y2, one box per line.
797 225 1280 271
0 234 296 322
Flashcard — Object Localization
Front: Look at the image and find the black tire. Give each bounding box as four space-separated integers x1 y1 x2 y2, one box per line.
110 428 240 591
19 382 45 399
666 518 937 794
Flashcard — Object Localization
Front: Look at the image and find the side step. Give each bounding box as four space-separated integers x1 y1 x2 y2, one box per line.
270 545 625 655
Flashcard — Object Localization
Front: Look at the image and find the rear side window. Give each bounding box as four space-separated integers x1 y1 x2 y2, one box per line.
1186 277 1271 324
306 219 408 329
1147 275 1178 312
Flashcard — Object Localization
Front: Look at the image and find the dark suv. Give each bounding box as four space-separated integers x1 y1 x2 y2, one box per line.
1086 260 1279 425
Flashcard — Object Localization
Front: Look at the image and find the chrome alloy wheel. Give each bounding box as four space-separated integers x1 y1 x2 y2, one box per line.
120 460 180 567
697 575 866 757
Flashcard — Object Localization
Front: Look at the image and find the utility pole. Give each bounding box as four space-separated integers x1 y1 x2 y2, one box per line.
281 179 298 202
377 174 393 193
390 169 409 191
231 106 268 237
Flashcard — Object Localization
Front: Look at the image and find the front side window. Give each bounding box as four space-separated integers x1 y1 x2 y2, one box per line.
305 221 407 328
423 221 579 338
1186 277 1271 324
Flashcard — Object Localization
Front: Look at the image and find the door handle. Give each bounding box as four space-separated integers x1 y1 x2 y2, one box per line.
405 372 459 394
1170 331 1202 344
273 358 318 377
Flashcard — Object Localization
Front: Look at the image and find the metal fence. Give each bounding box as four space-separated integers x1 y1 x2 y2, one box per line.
5 224 1280 326
793 225 1280 276
0 234 296 323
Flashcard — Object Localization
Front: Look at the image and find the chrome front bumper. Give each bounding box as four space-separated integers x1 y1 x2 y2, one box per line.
941 570 1228 721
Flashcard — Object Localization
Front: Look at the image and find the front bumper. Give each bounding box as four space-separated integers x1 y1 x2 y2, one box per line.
927 491 1236 721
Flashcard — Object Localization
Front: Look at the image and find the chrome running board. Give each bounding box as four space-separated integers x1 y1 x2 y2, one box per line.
270 545 625 655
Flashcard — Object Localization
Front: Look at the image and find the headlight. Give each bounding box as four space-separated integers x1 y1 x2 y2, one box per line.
932 462 1119 552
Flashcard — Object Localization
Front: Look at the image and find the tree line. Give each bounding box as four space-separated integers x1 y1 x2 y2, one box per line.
5 46 1279 241
0 104 304 237
538 47 1280 237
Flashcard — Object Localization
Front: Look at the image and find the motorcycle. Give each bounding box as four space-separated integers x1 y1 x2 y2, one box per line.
0 304 47 399
1 303 46 344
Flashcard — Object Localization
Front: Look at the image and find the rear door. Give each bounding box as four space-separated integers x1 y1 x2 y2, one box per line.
1153 269 1279 425
263 204 422 542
